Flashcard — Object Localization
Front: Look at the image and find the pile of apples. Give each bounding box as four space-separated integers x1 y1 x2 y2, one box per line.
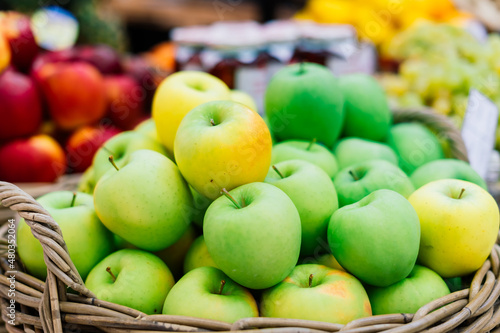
0 11 159 183
16 63 500 324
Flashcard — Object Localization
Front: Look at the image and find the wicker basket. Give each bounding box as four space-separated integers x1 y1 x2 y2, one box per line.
0 108 499 333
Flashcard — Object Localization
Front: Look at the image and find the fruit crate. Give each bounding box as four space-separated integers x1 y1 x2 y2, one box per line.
0 108 499 333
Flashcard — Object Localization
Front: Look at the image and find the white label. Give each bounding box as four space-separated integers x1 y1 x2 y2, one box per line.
327 42 377 76
461 89 499 179
234 66 268 114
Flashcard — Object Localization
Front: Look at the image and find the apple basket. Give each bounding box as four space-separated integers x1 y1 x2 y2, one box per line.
1 107 499 333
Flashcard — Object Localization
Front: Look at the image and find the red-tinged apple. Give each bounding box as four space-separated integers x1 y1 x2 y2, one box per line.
0 68 42 140
260 264 371 324
0 12 38 71
174 100 272 200
74 44 122 74
36 61 107 130
0 134 66 183
66 125 121 173
104 75 147 130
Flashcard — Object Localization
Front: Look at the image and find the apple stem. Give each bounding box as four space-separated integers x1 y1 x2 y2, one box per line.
220 188 242 209
272 165 285 179
299 61 305 74
70 192 77 207
309 274 314 287
458 188 465 199
106 267 117 282
102 146 115 156
307 138 317 151
218 280 226 295
108 155 120 171
349 170 359 181
210 118 216 126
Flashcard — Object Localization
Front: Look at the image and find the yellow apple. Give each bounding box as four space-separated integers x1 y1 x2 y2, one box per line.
409 179 499 278
152 71 230 154
174 100 272 200
230 90 258 113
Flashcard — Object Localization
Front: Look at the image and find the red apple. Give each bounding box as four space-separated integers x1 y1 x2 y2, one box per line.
0 12 39 72
74 44 122 74
122 56 160 109
0 134 66 183
0 68 42 140
65 125 121 173
36 61 107 130
104 75 147 130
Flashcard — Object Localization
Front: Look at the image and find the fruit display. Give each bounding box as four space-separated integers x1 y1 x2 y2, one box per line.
5 61 499 332
0 11 164 183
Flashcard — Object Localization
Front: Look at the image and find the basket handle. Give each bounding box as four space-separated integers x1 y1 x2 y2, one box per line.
392 107 469 163
0 181 95 333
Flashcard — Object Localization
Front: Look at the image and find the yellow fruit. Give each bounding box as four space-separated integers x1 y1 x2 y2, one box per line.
409 179 500 278
307 0 356 24
152 71 230 154
0 30 10 72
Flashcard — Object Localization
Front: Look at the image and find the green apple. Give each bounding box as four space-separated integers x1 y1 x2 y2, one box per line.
264 62 344 148
17 191 113 280
387 123 444 174
410 159 487 190
94 149 193 251
204 182 301 289
271 140 338 178
328 189 420 287
333 138 398 170
260 264 371 324
152 71 231 154
163 266 258 323
134 117 159 141
333 159 414 207
367 265 450 315
230 89 258 112
190 186 212 228
339 74 392 141
77 165 96 194
265 160 338 256
92 131 169 182
174 100 272 200
409 179 499 278
154 226 197 279
85 249 174 315
184 235 218 274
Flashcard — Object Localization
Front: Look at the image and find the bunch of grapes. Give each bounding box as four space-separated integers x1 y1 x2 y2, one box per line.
379 23 500 147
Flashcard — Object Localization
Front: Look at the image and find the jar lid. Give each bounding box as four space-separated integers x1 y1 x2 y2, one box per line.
264 20 300 43
171 25 207 46
299 22 356 41
207 21 264 48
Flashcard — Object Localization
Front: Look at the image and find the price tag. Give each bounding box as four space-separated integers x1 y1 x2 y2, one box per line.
461 89 499 179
